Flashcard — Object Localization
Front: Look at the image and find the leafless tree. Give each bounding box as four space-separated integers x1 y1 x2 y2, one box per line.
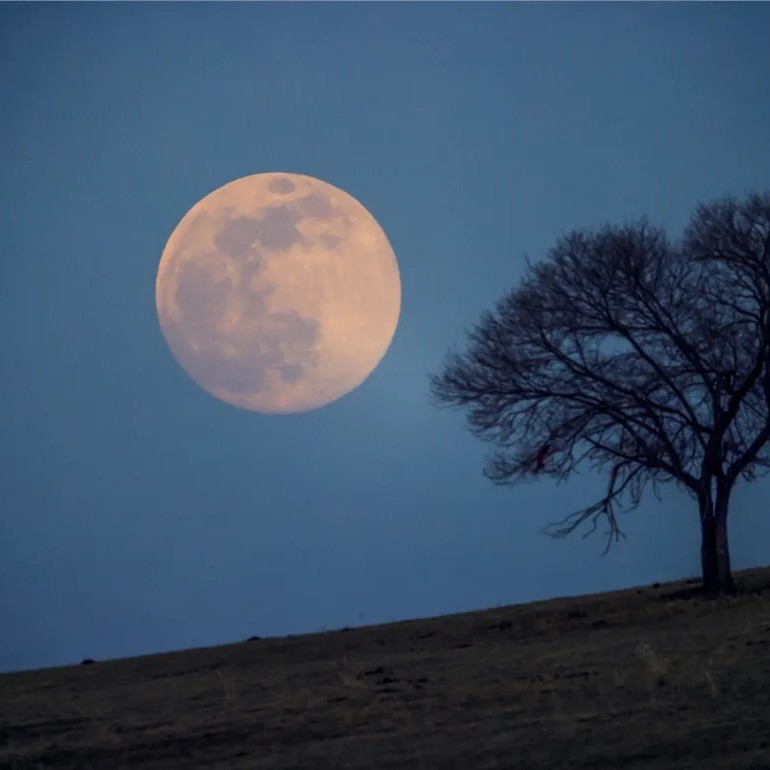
430 192 770 596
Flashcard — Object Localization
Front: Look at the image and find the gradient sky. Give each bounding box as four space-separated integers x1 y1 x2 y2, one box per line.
2 3 770 675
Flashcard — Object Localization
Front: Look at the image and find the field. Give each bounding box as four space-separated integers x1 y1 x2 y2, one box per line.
2 566 770 769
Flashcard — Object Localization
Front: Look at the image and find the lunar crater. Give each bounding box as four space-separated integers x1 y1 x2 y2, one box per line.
267 176 295 195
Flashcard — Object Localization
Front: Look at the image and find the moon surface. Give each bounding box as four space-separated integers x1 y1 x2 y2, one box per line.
156 173 401 413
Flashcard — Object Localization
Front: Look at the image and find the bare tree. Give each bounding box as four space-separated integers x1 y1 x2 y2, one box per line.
430 192 770 596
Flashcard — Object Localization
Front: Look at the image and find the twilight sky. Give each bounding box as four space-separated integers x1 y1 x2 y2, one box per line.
2 3 769 674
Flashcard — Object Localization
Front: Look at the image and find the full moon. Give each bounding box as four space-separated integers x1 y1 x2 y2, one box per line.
156 173 401 413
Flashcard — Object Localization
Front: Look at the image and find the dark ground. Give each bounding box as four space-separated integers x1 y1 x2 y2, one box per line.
2 566 770 769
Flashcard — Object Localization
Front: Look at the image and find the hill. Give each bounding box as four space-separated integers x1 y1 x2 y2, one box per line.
2 567 770 769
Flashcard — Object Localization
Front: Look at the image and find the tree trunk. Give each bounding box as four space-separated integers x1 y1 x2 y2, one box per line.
699 484 736 596
713 485 736 594
699 495 718 595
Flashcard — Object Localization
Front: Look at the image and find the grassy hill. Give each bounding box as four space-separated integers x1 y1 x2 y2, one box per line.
2 566 770 769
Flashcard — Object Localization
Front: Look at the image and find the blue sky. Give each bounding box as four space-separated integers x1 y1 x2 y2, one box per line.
2 3 769 674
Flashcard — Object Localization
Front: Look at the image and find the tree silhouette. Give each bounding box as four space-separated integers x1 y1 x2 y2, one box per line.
430 192 770 596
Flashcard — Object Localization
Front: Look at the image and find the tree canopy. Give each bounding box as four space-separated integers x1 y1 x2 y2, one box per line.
431 192 770 595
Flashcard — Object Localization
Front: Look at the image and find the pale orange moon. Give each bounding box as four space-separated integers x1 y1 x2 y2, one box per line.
155 173 401 413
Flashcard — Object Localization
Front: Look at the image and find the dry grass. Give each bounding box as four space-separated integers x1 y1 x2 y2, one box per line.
2 567 770 769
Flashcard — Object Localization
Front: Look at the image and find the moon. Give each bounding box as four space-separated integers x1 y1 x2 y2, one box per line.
155 173 401 413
